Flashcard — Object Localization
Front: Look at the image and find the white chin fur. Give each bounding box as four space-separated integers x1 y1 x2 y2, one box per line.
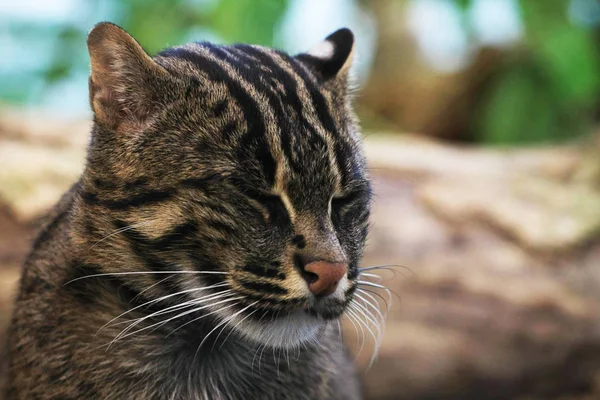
233 310 326 349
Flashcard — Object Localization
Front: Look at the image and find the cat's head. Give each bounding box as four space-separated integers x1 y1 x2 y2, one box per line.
74 22 371 348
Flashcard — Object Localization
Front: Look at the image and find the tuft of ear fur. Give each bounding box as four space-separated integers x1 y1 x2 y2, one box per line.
87 22 170 132
296 28 355 82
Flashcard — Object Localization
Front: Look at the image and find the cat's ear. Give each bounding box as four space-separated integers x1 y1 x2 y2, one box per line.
295 28 355 82
87 22 170 132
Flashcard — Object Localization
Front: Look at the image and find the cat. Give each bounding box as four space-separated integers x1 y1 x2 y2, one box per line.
4 22 382 399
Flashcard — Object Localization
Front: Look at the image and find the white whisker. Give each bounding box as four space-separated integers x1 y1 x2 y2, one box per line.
97 283 230 335
351 299 383 348
109 294 241 346
345 308 366 358
205 301 259 352
359 272 383 280
350 301 381 340
357 288 390 315
357 280 393 306
65 270 229 285
358 287 391 311
216 301 260 349
90 221 150 249
348 303 380 369
133 275 174 301
166 299 243 338
354 293 386 327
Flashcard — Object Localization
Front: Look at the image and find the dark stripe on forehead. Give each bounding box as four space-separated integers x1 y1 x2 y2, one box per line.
161 46 277 187
211 98 228 118
286 57 354 188
206 46 302 175
82 174 222 211
233 45 333 176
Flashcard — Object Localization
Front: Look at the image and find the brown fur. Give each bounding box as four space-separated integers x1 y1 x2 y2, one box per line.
5 23 372 399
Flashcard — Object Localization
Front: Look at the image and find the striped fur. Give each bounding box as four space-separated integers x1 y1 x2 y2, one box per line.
5 22 370 400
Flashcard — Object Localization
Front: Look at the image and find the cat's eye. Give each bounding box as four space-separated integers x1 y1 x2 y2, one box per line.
244 189 290 224
331 190 362 214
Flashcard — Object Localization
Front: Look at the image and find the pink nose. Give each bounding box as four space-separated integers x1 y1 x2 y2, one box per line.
304 261 348 297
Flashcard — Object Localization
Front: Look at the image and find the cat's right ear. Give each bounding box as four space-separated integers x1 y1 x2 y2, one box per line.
87 22 170 132
295 28 355 82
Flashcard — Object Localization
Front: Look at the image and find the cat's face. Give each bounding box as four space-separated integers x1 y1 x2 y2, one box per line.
76 23 370 348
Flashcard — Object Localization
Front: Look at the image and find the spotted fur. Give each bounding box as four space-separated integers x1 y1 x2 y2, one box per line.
5 22 371 400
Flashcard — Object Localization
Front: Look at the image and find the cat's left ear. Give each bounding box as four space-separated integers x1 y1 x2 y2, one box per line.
295 28 355 82
87 22 171 132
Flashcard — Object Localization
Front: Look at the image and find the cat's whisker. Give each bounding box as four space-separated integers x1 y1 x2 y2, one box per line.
356 288 389 317
358 272 383 281
354 293 386 327
358 264 413 273
343 311 360 351
97 283 230 334
210 301 259 351
89 221 151 249
165 297 242 338
113 296 241 348
357 280 388 290
218 305 260 350
251 339 266 375
110 293 241 346
274 344 281 379
351 289 389 368
101 299 202 330
345 308 366 358
133 275 175 301
358 264 414 280
193 301 254 362
357 280 394 306
350 300 382 342
348 303 380 369
259 310 282 373
357 287 391 312
356 312 381 353
257 339 270 376
128 289 236 330
166 300 243 338
65 270 229 285
251 310 270 373
109 300 213 346
285 343 291 372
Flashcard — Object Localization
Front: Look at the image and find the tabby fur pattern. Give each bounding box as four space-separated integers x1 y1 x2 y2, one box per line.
4 22 376 400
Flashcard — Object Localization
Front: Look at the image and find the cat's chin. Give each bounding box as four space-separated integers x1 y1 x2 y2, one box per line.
233 310 328 349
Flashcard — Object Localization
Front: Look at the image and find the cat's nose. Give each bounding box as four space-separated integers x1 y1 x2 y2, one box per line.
302 260 348 297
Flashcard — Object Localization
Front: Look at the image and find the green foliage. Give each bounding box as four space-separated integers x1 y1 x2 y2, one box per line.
477 64 560 144
208 0 290 46
2 0 600 145
0 0 290 106
468 0 600 144
521 0 600 104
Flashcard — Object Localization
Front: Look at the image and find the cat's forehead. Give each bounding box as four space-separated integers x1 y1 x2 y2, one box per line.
157 43 302 86
153 42 364 196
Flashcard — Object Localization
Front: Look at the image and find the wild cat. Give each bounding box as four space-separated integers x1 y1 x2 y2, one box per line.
4 22 388 399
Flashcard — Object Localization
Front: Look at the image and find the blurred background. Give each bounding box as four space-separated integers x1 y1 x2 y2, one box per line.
1 0 600 399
